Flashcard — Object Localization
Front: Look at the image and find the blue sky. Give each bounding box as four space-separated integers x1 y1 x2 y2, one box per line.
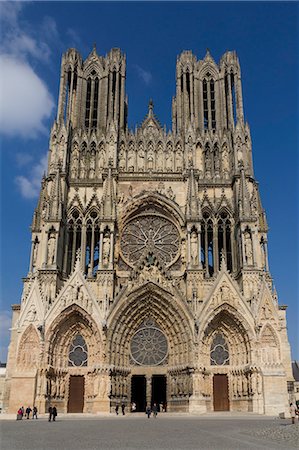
0 1 298 361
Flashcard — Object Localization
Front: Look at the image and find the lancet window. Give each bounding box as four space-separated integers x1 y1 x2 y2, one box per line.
202 74 217 130
85 210 100 275
66 209 82 275
68 334 88 367
85 72 101 130
210 333 229 365
225 70 237 128
217 212 233 271
201 212 214 277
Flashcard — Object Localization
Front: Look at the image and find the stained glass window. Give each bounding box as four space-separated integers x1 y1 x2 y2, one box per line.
210 333 229 365
68 334 88 367
130 320 168 366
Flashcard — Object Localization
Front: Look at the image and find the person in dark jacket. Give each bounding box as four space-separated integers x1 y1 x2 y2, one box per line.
121 402 125 415
152 403 158 418
48 405 53 422
52 406 57 421
146 404 151 418
32 406 38 419
25 406 32 419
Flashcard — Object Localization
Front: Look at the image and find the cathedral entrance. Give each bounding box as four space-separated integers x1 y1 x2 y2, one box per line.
151 375 166 410
68 375 85 413
131 375 146 412
213 374 229 411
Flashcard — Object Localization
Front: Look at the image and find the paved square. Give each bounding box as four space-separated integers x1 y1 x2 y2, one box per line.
1 414 298 450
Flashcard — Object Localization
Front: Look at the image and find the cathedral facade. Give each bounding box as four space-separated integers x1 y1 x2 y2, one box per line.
4 47 293 415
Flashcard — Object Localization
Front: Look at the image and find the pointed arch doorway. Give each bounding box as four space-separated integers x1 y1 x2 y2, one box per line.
68 375 85 412
213 374 229 411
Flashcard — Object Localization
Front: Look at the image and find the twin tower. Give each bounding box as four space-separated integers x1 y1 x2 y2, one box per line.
4 47 293 416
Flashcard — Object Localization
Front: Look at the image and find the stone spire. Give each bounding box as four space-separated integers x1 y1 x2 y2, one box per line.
238 164 251 219
101 162 116 220
49 165 63 220
186 164 201 221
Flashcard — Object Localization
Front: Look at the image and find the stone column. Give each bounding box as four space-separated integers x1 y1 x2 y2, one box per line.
29 239 35 273
81 224 86 272
98 230 103 269
146 376 152 407
109 231 114 268
119 75 125 128
264 240 269 272
187 228 191 267
213 222 219 273
197 227 202 269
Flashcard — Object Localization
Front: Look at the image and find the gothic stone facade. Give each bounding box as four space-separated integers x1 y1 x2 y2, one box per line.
4 47 293 415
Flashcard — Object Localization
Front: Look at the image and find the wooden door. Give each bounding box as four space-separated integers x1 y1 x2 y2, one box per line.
68 376 84 413
213 374 229 411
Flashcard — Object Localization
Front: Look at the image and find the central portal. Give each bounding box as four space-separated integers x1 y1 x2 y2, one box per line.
151 375 166 410
131 375 146 412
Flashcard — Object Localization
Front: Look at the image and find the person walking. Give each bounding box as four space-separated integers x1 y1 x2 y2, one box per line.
21 406 24 418
48 405 53 422
152 403 158 418
25 406 32 419
146 404 151 419
290 403 297 425
17 407 23 420
121 402 125 416
115 403 119 415
32 406 38 419
52 406 57 421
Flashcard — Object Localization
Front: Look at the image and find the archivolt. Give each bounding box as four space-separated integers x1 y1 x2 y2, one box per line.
107 283 194 368
45 304 104 368
200 305 253 366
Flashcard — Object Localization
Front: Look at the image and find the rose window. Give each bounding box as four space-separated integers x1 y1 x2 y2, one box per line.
130 326 168 366
68 334 88 367
210 333 229 366
120 215 180 266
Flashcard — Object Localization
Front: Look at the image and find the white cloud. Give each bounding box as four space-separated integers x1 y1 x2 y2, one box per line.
0 55 54 137
133 64 153 85
0 2 55 138
0 310 12 363
15 154 47 199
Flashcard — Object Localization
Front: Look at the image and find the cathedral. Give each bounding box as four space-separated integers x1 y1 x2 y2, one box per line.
4 47 293 415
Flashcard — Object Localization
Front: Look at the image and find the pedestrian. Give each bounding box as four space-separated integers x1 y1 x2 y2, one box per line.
121 402 125 415
21 406 24 418
48 405 53 422
115 403 119 415
131 402 136 412
25 406 32 419
152 403 158 418
52 406 57 421
32 406 38 419
17 407 23 420
146 404 151 418
290 403 297 425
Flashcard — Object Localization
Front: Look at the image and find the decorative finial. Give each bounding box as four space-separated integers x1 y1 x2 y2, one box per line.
148 99 154 117
220 250 227 271
93 42 97 52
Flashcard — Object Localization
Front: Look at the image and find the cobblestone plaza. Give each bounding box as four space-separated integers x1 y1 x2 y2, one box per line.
1 414 298 450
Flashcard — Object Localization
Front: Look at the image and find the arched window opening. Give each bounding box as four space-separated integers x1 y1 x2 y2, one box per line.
231 72 237 125
210 333 229 365
203 79 209 129
217 212 232 271
85 78 92 128
210 79 216 129
201 213 214 277
84 210 99 276
66 210 82 275
68 334 88 367
91 77 99 129
224 74 229 128
186 70 191 114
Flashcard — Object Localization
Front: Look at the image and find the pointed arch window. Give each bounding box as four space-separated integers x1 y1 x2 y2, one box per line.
85 78 92 128
85 209 100 276
91 77 99 129
202 75 216 130
66 209 82 275
210 333 229 365
217 212 233 272
201 211 214 277
68 334 88 367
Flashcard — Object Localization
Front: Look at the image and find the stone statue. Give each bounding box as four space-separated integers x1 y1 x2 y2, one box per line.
102 234 110 266
190 231 198 265
176 150 183 171
196 144 203 171
127 148 135 172
137 147 145 171
32 241 38 268
147 150 154 171
244 231 253 265
156 148 163 172
47 233 56 265
89 152 96 179
119 150 126 171
167 186 175 201
98 149 105 171
222 144 229 177
165 150 173 172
